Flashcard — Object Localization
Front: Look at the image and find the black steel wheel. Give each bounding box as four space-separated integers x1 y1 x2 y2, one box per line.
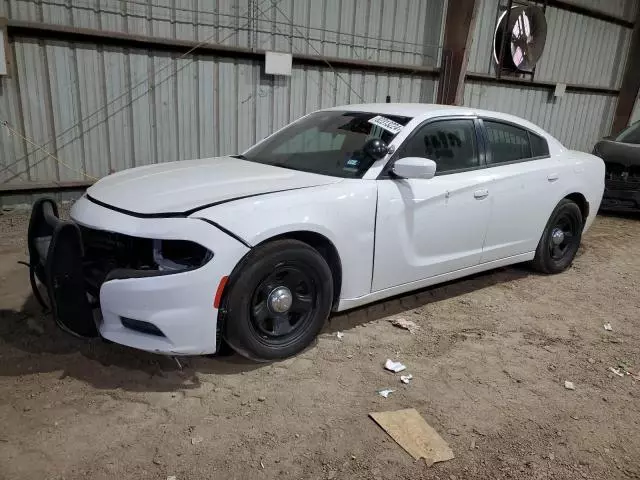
532 199 583 274
250 265 317 342
223 239 333 361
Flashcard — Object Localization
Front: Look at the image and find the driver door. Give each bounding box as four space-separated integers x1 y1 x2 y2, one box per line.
372 118 493 291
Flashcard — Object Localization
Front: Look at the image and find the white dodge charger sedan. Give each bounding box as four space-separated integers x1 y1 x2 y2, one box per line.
28 104 604 361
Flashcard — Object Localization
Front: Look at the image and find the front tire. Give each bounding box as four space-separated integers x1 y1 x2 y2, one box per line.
223 239 333 361
531 199 583 274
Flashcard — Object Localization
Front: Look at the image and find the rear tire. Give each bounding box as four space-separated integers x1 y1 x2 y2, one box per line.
531 199 583 274
223 239 333 362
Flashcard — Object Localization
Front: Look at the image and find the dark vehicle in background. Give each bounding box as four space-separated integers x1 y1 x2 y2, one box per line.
593 121 640 212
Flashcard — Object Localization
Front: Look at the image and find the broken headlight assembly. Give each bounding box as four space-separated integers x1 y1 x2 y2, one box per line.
152 239 213 272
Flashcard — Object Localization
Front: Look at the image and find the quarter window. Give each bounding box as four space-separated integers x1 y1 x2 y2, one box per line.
529 132 550 157
398 119 479 173
484 121 531 164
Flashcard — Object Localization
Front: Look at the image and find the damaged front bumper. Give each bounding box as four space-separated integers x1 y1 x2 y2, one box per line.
27 196 250 355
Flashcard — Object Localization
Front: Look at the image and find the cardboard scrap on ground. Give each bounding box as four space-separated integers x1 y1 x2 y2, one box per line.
369 408 454 466
390 318 420 334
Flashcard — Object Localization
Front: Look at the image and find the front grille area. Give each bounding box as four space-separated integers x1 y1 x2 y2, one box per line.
605 179 640 191
604 162 640 193
79 226 155 296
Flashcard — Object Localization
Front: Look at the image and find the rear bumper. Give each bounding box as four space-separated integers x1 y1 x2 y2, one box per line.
28 196 250 355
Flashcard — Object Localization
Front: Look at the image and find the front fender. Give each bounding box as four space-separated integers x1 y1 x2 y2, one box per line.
191 181 378 300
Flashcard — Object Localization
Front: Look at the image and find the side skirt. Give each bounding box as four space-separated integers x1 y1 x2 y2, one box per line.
336 252 535 311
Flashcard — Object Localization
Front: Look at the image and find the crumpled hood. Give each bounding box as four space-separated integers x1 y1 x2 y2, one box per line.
87 156 341 215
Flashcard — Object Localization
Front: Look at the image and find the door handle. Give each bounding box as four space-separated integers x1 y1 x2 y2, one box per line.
473 189 489 199
547 173 559 182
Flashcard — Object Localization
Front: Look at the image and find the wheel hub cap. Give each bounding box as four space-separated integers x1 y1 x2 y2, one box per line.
268 287 293 313
551 227 565 246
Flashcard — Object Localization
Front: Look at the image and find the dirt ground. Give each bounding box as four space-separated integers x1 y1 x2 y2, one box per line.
0 208 639 480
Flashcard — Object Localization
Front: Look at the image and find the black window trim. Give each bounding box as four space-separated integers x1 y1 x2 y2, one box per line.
479 117 551 168
379 115 487 179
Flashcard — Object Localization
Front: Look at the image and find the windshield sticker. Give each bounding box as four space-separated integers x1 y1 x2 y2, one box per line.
346 158 360 167
368 115 404 135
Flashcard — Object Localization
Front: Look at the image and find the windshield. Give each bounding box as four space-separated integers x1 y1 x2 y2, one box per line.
241 111 412 178
615 121 640 144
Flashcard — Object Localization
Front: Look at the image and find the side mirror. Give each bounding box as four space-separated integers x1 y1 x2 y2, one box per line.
363 138 389 160
392 157 437 179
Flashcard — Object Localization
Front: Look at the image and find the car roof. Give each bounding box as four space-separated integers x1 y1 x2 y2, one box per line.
321 103 564 150
322 102 472 118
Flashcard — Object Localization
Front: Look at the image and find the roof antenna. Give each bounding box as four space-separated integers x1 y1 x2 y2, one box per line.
385 95 391 103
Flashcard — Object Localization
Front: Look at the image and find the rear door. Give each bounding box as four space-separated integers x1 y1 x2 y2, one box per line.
478 119 564 263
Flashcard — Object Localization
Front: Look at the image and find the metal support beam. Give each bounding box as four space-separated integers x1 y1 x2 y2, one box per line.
465 72 620 96
612 11 640 134
437 0 478 105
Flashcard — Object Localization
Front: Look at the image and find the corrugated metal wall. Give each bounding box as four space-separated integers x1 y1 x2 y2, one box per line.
562 0 638 21
1 44 434 184
463 0 634 152
0 0 635 190
464 81 615 151
0 0 443 186
2 0 443 66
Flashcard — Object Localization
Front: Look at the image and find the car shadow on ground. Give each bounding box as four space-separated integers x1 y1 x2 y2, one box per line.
324 265 532 334
0 265 532 392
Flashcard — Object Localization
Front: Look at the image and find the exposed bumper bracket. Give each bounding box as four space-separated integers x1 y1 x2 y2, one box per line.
27 198 99 338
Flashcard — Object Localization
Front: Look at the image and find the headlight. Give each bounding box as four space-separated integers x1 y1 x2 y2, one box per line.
152 239 212 271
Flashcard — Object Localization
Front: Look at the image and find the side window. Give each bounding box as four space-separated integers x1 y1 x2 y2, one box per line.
529 132 550 157
398 119 479 173
484 121 531 164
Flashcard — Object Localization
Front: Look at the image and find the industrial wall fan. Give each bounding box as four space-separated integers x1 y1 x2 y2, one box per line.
493 5 547 73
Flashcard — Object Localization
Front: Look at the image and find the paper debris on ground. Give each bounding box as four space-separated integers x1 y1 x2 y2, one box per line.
336 331 344 339
400 374 413 384
191 436 203 445
369 408 454 466
609 367 625 377
604 323 613 331
390 318 420 334
378 389 395 398
564 381 575 390
384 359 407 373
